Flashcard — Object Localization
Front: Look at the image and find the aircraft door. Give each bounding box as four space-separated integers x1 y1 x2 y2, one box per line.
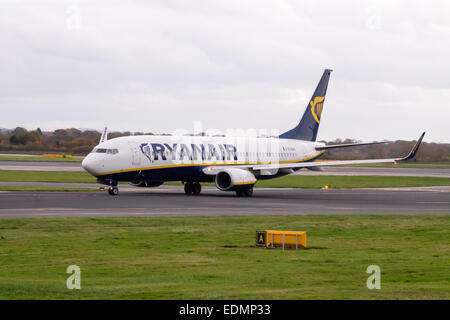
128 141 141 166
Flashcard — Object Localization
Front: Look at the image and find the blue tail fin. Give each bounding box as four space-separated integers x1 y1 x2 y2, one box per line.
279 69 332 141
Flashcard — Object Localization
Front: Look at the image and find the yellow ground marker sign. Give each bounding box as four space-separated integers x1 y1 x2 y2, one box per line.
256 230 306 249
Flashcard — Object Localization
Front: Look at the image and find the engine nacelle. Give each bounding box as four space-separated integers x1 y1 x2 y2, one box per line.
129 180 164 188
215 168 256 191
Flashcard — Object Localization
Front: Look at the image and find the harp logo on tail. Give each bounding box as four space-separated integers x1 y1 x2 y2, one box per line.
310 96 325 124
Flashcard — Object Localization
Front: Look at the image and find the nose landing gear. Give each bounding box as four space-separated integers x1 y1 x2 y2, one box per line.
98 178 119 196
108 186 119 196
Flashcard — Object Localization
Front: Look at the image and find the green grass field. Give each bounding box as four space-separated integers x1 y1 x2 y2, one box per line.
1 170 449 189
0 215 448 299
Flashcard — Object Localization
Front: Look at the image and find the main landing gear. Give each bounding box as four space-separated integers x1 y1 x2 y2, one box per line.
108 186 119 196
236 188 253 197
184 182 202 195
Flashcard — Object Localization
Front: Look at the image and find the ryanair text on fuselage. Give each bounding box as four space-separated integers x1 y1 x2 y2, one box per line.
140 143 238 162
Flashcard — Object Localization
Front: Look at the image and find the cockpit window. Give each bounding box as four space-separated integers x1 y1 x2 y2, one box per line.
91 148 119 155
107 149 119 155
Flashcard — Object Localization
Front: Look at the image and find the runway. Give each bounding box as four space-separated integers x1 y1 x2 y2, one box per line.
1 160 449 177
0 161 83 171
0 186 448 218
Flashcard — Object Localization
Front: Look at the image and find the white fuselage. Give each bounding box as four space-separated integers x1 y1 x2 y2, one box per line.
82 135 324 182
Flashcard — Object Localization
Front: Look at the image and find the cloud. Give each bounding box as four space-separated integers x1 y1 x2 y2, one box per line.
0 0 449 142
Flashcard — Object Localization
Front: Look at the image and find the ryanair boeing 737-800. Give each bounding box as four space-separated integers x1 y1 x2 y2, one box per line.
82 69 425 196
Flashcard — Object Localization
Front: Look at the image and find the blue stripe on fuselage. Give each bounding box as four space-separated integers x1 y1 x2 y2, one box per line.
96 164 292 183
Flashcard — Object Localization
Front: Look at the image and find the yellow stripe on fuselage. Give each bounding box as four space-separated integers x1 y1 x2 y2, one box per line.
94 151 326 177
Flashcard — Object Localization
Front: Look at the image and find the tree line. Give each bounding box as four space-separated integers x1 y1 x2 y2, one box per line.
0 127 448 162
0 127 131 155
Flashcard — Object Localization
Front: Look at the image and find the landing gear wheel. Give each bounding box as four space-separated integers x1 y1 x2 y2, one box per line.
108 186 119 196
193 182 202 195
184 182 194 195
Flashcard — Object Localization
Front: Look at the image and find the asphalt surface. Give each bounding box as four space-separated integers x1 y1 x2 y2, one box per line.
0 186 448 218
1 160 449 218
1 160 449 177
0 161 83 171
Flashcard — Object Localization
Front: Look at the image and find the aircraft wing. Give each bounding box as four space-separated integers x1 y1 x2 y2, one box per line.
315 141 386 150
202 132 425 175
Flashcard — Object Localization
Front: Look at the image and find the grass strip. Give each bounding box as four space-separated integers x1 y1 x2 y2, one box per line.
0 215 448 299
0 170 449 188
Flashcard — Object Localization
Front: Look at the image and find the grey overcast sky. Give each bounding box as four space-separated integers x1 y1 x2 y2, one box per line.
1 0 449 142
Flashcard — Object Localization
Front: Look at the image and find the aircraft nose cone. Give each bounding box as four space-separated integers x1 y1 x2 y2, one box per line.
82 155 96 175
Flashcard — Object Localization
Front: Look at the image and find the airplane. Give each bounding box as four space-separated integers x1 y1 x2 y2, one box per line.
81 69 425 197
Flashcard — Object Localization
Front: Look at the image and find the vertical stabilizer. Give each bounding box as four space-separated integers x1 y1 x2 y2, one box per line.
279 69 332 141
100 126 108 143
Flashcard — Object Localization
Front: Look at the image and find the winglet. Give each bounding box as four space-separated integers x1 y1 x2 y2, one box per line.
396 132 425 162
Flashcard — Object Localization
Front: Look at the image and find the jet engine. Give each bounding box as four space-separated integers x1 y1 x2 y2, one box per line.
129 180 164 187
215 168 256 191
